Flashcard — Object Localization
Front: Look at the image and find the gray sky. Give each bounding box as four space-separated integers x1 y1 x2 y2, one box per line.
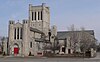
0 0 100 42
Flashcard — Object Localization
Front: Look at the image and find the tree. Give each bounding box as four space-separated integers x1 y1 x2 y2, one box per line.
97 43 100 52
67 24 79 53
1 37 5 53
80 27 97 52
67 26 97 53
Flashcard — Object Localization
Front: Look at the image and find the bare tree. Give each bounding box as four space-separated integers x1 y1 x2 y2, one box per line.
67 24 79 53
67 24 75 31
80 27 97 52
67 25 97 54
1 37 5 54
97 43 100 52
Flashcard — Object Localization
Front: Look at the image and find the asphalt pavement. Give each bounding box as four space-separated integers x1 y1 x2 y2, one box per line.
0 52 100 62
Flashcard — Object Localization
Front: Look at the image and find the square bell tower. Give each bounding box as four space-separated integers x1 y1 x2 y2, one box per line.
29 3 50 36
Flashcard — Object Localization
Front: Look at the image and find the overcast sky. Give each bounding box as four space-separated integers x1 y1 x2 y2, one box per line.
0 0 100 42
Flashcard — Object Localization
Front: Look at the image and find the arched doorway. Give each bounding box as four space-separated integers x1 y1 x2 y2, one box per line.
68 49 71 54
13 43 19 55
62 46 65 53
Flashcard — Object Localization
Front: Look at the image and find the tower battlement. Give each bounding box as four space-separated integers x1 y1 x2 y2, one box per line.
23 19 28 24
9 20 15 24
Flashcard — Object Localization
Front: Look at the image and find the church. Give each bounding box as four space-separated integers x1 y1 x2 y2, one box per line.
8 3 51 56
7 3 96 57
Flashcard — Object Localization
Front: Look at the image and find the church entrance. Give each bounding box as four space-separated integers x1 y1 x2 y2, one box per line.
13 43 19 55
14 48 19 54
62 47 65 53
68 49 71 54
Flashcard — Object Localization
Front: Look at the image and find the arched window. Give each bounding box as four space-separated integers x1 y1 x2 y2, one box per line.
32 12 34 20
14 28 16 39
17 28 19 39
41 11 42 20
30 42 32 48
20 28 23 39
38 11 40 20
35 12 36 20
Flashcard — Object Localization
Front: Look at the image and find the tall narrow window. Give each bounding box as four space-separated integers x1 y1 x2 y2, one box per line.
41 11 42 20
30 42 32 48
17 28 19 39
35 12 36 20
14 28 16 39
38 12 40 20
20 28 23 39
32 12 33 20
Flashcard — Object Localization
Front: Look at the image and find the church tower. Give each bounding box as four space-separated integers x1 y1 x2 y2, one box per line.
29 3 50 36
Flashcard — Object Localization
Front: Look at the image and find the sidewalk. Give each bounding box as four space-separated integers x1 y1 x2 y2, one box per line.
0 55 3 57
2 55 48 59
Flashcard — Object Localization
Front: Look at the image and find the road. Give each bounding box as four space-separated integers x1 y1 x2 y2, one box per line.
0 53 99 62
0 57 100 62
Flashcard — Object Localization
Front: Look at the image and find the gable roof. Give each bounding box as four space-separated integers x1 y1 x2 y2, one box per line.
57 30 94 39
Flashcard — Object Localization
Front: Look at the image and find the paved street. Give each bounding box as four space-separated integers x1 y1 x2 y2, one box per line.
0 57 100 62
0 53 99 62
94 52 100 59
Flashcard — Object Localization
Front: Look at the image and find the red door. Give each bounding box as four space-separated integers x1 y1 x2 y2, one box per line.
14 48 19 54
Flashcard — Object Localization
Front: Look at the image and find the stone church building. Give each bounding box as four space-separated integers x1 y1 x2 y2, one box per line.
8 3 50 56
7 3 96 57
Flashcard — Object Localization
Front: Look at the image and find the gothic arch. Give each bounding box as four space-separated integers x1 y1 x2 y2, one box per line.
13 43 19 48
